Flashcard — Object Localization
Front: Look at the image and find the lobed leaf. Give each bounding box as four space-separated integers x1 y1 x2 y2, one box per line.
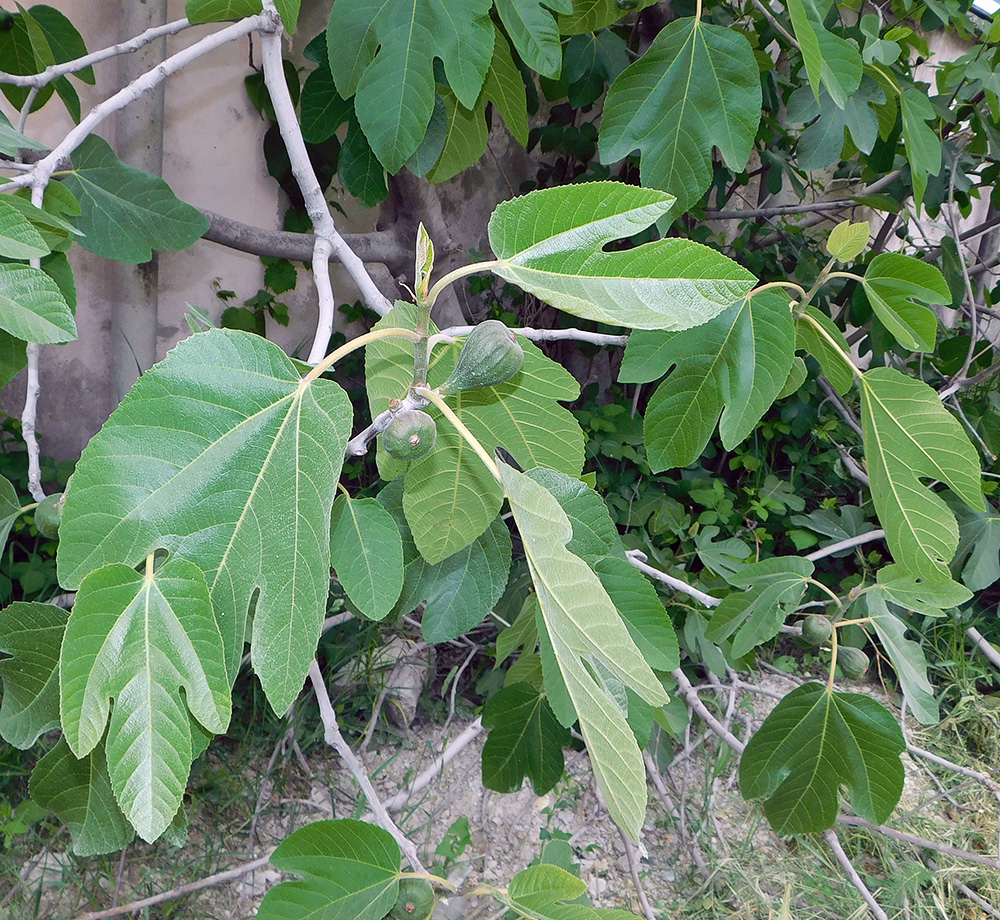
326 0 494 172
740 682 905 834
489 182 756 330
861 253 948 353
481 682 570 795
60 558 231 841
599 20 761 216
58 329 353 714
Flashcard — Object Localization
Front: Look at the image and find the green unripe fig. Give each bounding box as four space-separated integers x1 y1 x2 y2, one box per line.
381 409 437 461
389 878 435 920
440 320 523 396
801 614 833 646
35 492 64 539
838 646 869 680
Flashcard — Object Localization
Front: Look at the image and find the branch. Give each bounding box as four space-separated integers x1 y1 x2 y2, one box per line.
71 853 274 920
837 815 1000 870
308 660 426 872
437 324 629 347
706 198 861 220
0 18 195 90
822 829 891 920
1 15 271 192
626 549 721 608
670 668 745 753
804 530 885 563
200 209 409 271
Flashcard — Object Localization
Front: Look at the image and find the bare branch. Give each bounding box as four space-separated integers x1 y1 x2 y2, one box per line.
670 668 745 754
837 815 1000 870
71 853 274 920
0 18 195 90
438 324 629 347
308 659 426 872
615 824 659 920
804 530 885 563
822 829 891 920
626 549 721 608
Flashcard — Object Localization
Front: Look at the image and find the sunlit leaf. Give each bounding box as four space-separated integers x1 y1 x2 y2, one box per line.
861 253 948 353
489 182 756 330
0 262 76 343
494 0 573 79
58 329 353 714
60 558 231 841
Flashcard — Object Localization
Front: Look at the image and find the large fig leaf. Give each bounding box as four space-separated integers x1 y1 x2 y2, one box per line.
622 290 795 471
326 0 494 172
258 819 401 920
57 329 353 713
859 368 984 580
500 462 668 838
861 253 948 353
60 558 231 841
62 135 209 263
30 737 134 857
488 182 755 330
740 682 905 834
0 601 67 748
599 21 761 216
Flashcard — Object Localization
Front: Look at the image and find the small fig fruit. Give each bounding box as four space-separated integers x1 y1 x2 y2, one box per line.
35 492 64 539
838 646 869 680
440 320 523 396
389 878 436 920
801 614 833 646
381 409 437 461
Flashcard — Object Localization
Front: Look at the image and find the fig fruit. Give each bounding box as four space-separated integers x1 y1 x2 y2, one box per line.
389 878 435 920
801 614 833 646
381 409 437 461
838 646 869 680
35 492 64 539
440 320 523 396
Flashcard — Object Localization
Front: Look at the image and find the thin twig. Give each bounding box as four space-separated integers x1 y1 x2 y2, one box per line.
0 19 195 89
615 825 658 920
966 625 1000 671
671 669 745 753
437 324 629 348
837 815 1000 870
626 550 721 608
805 530 886 562
71 853 274 920
925 857 1000 919
383 718 484 812
822 829 891 920
308 660 426 872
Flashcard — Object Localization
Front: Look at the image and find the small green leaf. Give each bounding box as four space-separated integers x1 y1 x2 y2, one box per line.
326 0 494 172
0 472 22 554
0 109 47 158
0 601 67 748
0 194 51 259
861 253 948 353
0 262 76 343
500 462 668 838
300 62 351 145
330 495 403 621
0 329 27 391
482 682 570 794
795 306 853 394
426 90 488 184
872 564 972 617
484 31 529 146
30 737 134 857
60 558 231 842
899 87 942 209
557 0 657 34
0 13 55 112
826 220 870 262
862 594 938 724
494 0 573 79
259 819 401 920
340 115 389 208
489 182 756 330
859 368 985 579
740 682 905 834
185 0 262 23
599 18 761 215
62 135 209 263
952 501 1000 590
379 480 512 643
507 864 637 919
706 557 814 657
787 0 862 108
787 79 885 171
